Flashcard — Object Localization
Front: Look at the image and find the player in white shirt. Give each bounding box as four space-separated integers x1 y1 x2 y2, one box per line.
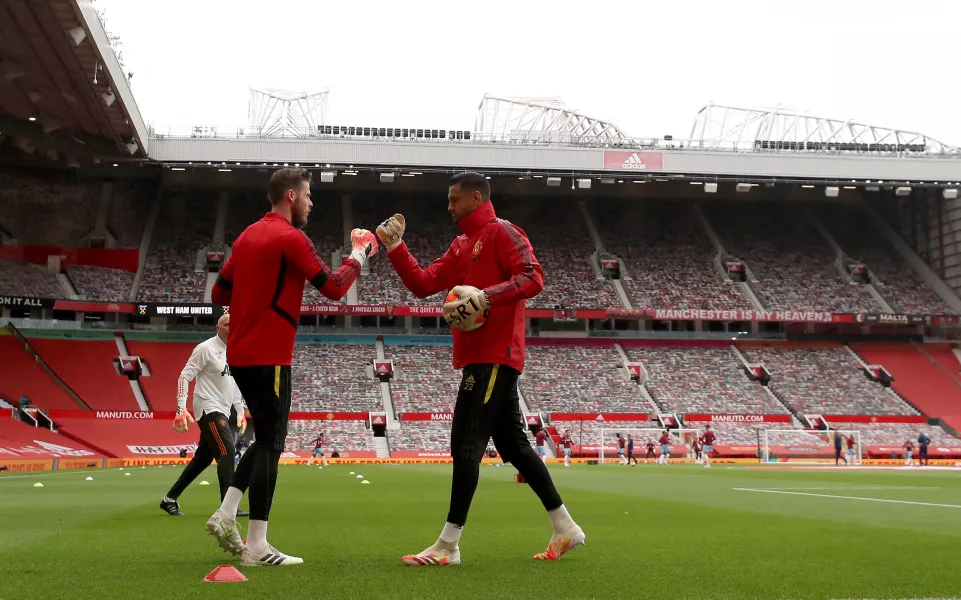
160 314 248 517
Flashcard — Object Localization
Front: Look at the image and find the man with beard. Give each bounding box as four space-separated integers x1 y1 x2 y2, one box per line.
206 167 378 566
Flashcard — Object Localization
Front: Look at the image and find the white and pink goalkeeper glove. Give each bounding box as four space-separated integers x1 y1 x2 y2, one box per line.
173 407 194 433
349 228 379 267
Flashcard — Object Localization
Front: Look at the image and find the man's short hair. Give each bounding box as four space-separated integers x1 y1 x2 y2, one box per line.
450 171 490 199
268 167 311 205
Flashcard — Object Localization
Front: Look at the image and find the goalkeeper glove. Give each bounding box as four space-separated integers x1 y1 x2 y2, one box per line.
349 228 379 267
237 411 247 435
443 285 490 332
173 407 194 433
376 214 406 252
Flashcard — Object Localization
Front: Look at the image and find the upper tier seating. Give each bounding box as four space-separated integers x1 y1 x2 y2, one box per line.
138 190 216 303
496 198 619 309
707 202 878 313
355 197 453 306
594 200 750 311
813 202 953 314
0 170 97 246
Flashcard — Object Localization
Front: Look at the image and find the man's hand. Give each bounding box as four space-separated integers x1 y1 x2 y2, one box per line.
443 285 490 332
349 228 379 266
173 407 194 433
237 411 247 435
376 214 406 252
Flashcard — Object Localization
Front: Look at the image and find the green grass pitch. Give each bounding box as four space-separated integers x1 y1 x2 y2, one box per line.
2 463 960 600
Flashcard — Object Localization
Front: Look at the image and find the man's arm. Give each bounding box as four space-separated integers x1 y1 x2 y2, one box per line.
288 230 363 302
485 222 544 306
387 240 460 299
211 255 234 306
176 344 205 411
230 378 245 416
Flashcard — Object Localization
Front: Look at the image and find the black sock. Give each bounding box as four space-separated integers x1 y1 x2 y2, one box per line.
446 458 480 527
167 447 212 500
508 445 563 511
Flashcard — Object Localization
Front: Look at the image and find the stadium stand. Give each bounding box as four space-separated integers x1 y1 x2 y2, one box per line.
0 336 80 409
0 170 98 247
740 343 914 415
0 260 63 298
125 339 196 411
707 202 878 313
108 180 151 248
291 344 381 411
814 203 953 314
563 420 652 448
684 420 823 447
387 345 459 413
29 338 139 411
286 420 374 454
138 189 216 302
625 344 784 414
593 200 749 311
66 265 133 301
355 197 452 306
495 197 619 309
54 417 187 458
521 344 642 413
390 421 451 452
0 419 103 458
829 421 961 448
850 342 961 430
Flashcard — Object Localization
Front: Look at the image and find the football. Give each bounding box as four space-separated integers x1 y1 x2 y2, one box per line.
443 286 488 332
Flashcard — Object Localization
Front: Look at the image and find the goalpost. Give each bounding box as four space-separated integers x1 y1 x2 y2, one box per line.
598 427 701 463
760 429 862 464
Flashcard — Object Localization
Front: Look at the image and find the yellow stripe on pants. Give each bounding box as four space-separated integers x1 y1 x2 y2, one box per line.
483 365 499 404
274 366 281 397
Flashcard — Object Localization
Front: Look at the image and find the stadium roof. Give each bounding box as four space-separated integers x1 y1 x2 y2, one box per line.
0 0 147 162
474 95 630 144
690 102 957 154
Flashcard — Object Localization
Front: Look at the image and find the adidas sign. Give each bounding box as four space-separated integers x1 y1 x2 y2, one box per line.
620 153 649 169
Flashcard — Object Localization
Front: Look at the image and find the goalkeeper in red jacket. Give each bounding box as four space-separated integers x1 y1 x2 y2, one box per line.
378 172 585 566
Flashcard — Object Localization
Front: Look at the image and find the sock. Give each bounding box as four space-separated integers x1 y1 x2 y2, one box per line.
438 522 463 545
219 486 243 518
163 495 175 503
548 504 576 533
322 456 328 466
247 519 268 553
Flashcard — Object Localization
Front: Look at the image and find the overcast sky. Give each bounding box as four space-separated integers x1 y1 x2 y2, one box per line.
94 0 959 145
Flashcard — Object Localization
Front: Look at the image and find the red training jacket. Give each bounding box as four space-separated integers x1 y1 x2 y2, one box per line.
212 212 361 366
388 201 543 373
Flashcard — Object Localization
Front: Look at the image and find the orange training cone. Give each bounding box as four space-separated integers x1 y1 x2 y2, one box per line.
203 565 247 583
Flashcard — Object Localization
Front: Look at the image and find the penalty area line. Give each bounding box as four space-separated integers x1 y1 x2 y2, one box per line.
732 487 961 509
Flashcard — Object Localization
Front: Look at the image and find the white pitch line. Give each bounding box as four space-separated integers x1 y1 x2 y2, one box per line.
755 486 941 491
733 487 961 509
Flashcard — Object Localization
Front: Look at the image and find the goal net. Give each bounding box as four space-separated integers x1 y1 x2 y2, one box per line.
597 427 701 463
760 429 861 464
